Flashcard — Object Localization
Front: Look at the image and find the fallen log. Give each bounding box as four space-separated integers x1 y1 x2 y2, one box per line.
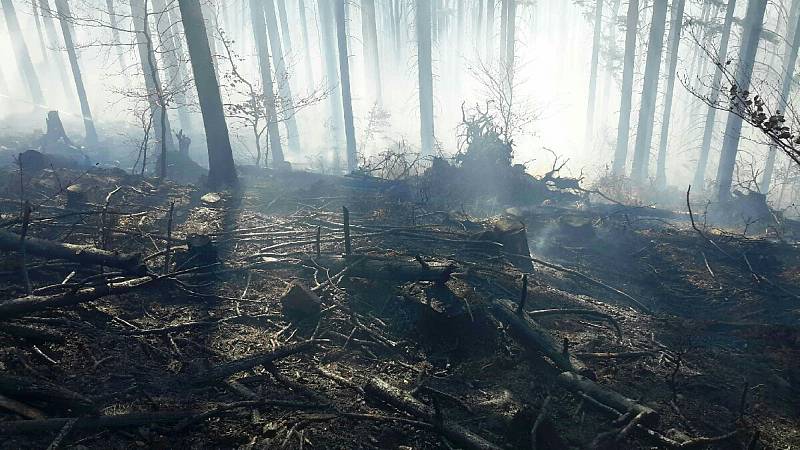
189 340 317 385
312 255 457 284
491 299 590 375
0 394 46 419
0 375 96 414
364 377 502 450
556 372 658 426
0 323 65 342
0 229 145 274
0 277 154 321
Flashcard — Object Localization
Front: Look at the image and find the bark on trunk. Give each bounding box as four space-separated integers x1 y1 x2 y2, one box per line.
361 0 383 106
654 0 687 188
318 0 345 154
715 0 768 201
264 0 302 155
612 0 639 174
1 0 45 105
417 0 435 155
334 0 358 171
54 0 98 145
630 0 668 182
693 0 736 190
584 0 604 152
178 0 238 188
152 0 192 135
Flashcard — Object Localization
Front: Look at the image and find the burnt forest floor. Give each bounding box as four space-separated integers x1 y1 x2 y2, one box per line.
0 166 798 449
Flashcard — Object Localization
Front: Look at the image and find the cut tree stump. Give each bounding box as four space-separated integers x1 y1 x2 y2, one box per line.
364 377 503 450
0 229 145 273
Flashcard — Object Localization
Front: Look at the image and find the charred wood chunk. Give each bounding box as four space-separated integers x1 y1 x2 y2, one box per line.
280 281 321 317
186 233 217 266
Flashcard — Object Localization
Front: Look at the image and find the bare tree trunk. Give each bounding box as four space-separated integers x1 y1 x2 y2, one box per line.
654 0 687 189
264 0 302 155
318 0 345 152
485 0 494 60
276 0 293 55
611 0 638 174
105 0 127 75
630 0 668 183
38 0 77 107
130 0 176 177
417 0 435 155
505 0 515 67
693 0 736 190
177 0 238 188
584 0 604 153
499 0 508 61
53 0 98 145
249 0 284 165
715 0 767 202
761 0 800 193
152 0 192 135
1 0 45 106
361 0 382 106
334 0 357 171
32 0 49 66
200 1 220 77
298 0 315 87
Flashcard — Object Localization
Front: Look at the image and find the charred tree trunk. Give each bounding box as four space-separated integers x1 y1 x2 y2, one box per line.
334 0 358 171
584 0 604 152
761 0 800 192
318 0 345 158
654 0 687 188
611 0 639 174
177 0 238 188
630 0 667 182
361 0 383 106
249 0 284 165
152 0 192 135
131 0 177 177
715 0 767 202
1 0 45 106
417 0 435 155
53 0 98 145
693 0 736 190
264 0 302 155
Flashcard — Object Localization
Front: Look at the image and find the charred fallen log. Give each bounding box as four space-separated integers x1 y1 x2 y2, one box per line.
188 340 317 385
556 372 658 426
0 276 154 321
364 377 503 450
312 255 457 284
0 375 96 414
0 229 145 274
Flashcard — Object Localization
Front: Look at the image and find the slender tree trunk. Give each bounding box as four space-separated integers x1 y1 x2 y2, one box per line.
177 0 238 188
715 0 768 202
693 0 736 190
249 0 284 164
654 0 687 188
417 0 435 155
630 0 668 182
200 1 219 77
505 0 516 66
318 0 345 150
152 0 192 135
361 0 383 106
264 0 302 154
611 0 639 174
599 0 621 127
393 0 402 64
584 0 604 152
130 0 176 171
1 0 45 106
298 0 315 86
476 0 484 53
486 0 494 60
276 0 293 54
761 0 800 192
32 1 49 65
38 0 77 107
334 0 357 171
105 0 127 75
53 0 97 145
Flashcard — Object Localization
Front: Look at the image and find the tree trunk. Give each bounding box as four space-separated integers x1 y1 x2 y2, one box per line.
39 0 78 107
130 0 177 176
500 0 508 60
264 0 302 155
200 1 220 77
417 0 435 155
276 0 293 54
298 0 315 87
505 0 516 67
761 0 800 193
361 0 383 106
334 0 358 171
1 0 45 106
53 0 98 145
630 0 668 182
105 0 127 75
318 0 345 157
599 0 621 130
584 0 604 153
152 0 192 135
177 0 238 188
654 0 687 188
486 0 494 60
611 0 639 174
693 0 736 190
715 0 767 202
249 0 284 165
32 0 49 68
